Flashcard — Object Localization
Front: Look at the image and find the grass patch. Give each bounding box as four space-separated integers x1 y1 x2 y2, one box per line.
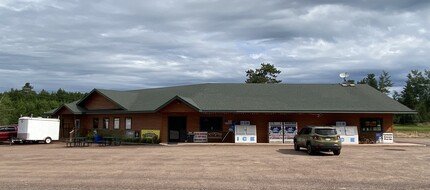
394 123 430 132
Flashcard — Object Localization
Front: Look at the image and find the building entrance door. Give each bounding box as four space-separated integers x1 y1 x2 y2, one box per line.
168 116 187 142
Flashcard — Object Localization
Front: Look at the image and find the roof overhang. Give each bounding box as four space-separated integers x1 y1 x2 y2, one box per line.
197 110 417 114
155 95 201 112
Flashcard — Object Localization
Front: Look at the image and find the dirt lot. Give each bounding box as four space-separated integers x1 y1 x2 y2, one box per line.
0 140 429 190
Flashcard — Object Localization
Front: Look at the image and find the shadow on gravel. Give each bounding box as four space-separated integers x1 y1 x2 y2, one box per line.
0 142 46 146
277 149 337 156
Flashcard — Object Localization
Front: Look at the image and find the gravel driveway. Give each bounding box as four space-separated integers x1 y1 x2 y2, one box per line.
0 141 429 190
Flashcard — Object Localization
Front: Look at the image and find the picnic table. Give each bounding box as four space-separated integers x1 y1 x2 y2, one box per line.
66 137 92 147
100 137 121 146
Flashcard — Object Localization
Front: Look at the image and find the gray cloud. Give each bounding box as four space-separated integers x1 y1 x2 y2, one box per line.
0 0 429 93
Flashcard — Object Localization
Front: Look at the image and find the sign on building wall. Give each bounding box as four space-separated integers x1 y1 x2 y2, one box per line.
240 121 251 125
193 132 208 142
141 130 160 140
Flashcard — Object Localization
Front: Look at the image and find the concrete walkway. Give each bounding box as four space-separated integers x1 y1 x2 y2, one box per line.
161 141 426 147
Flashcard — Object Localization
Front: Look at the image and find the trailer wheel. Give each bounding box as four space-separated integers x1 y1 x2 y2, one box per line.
44 137 52 144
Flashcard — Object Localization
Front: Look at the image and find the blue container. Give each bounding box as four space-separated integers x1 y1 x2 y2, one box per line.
94 135 102 144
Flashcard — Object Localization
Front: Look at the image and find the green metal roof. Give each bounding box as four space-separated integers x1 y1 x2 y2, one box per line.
48 83 415 114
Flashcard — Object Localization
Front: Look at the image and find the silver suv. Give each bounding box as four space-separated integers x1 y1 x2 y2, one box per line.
294 126 342 155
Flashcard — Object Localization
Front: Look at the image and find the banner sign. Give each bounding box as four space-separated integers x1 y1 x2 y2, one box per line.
383 133 394 143
193 132 208 143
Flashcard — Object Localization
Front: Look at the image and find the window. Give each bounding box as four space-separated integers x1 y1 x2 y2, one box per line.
360 118 383 132
125 117 132 130
114 118 120 129
315 129 337 135
75 119 80 128
103 118 109 129
93 118 99 129
200 117 222 132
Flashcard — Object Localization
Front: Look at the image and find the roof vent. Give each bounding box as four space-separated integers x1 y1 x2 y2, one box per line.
340 82 355 87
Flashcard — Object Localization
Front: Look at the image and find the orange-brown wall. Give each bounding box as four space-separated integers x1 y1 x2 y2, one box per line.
159 100 197 113
59 112 394 143
82 92 121 110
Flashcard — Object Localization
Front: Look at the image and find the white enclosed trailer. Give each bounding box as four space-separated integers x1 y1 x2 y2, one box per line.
17 117 60 144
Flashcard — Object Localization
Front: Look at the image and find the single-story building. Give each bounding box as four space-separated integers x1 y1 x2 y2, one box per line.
47 83 414 143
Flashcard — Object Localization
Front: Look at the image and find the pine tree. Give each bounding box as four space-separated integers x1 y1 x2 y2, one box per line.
245 63 282 83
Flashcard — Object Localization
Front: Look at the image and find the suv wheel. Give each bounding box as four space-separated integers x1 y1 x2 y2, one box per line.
294 141 300 151
306 144 314 155
333 150 341 156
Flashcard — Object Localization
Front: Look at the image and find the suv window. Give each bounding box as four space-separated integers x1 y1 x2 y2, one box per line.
303 128 312 135
315 129 337 135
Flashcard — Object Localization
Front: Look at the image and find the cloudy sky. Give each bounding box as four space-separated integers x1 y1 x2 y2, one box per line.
0 0 429 93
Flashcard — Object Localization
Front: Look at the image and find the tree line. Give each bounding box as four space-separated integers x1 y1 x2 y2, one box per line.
352 70 429 123
0 83 86 125
246 63 430 123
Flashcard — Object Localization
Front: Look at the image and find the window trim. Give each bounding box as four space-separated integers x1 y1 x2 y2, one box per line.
114 117 120 129
103 118 109 129
125 117 132 130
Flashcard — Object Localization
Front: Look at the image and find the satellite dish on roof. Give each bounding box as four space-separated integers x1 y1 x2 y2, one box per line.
339 72 355 87
339 72 349 82
339 72 349 79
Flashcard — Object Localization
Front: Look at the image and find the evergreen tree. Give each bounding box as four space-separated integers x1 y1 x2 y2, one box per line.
396 70 430 123
0 83 86 125
245 63 282 83
358 73 378 89
377 70 393 95
358 71 393 95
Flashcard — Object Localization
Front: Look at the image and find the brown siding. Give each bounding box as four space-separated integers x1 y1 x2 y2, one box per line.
159 100 197 113
82 92 121 110
60 111 394 143
58 114 76 139
57 107 73 115
198 113 394 143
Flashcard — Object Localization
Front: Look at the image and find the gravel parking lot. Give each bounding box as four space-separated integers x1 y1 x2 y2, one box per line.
0 140 429 190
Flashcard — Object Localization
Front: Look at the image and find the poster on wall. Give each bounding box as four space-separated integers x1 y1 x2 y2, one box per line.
283 122 297 143
268 122 283 143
